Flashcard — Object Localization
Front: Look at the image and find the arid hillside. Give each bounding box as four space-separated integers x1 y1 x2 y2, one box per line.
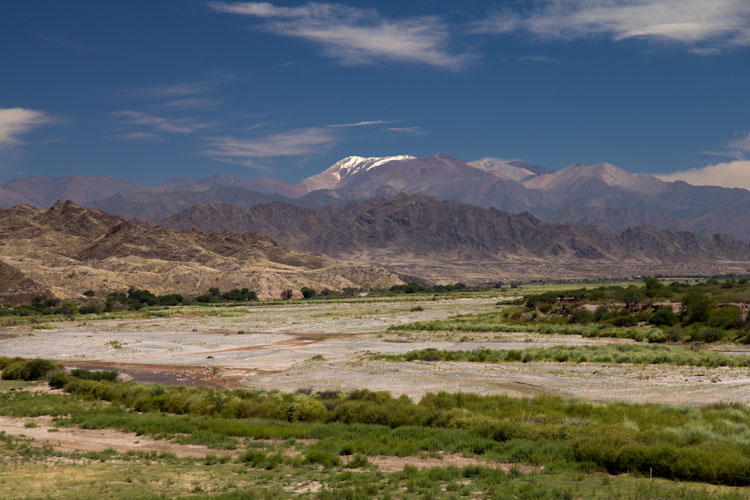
161 194 750 281
0 201 404 303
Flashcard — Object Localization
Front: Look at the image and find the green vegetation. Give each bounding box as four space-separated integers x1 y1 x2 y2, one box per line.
394 278 750 344
195 287 259 304
0 357 60 381
0 369 744 486
3 355 750 497
371 344 750 367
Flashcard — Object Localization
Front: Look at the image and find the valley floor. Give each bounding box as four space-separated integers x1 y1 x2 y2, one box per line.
2 296 750 405
3 294 750 499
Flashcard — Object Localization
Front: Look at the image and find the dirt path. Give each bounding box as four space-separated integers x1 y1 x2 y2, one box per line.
0 416 233 457
365 453 542 473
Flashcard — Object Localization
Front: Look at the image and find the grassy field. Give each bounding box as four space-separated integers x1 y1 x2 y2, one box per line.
370 344 750 367
3 278 750 498
1 384 750 498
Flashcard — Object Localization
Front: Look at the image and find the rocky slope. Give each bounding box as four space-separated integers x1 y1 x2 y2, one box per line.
161 194 750 280
0 201 404 302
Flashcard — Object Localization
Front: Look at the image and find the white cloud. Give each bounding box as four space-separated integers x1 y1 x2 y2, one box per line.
114 74 233 99
0 108 52 150
386 126 427 136
657 160 750 190
728 132 750 158
158 98 222 110
209 2 472 69
475 0 750 52
113 131 163 141
326 120 399 128
201 127 337 165
114 110 213 135
704 130 750 160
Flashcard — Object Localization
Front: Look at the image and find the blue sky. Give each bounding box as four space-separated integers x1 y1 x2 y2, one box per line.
2 0 750 187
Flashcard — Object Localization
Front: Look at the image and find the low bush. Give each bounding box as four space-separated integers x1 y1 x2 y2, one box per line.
372 345 750 368
70 368 119 382
1 358 60 381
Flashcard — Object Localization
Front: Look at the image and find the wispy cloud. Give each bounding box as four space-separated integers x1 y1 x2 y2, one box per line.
34 34 87 51
112 131 164 141
201 127 337 167
519 55 561 64
704 130 750 160
386 126 427 136
158 98 222 110
0 108 53 150
657 160 750 190
474 0 750 53
326 120 400 128
114 73 234 99
113 110 213 135
209 2 472 70
728 132 750 159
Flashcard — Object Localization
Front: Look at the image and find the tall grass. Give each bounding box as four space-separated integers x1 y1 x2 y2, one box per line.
1 375 747 485
371 344 750 367
389 311 666 342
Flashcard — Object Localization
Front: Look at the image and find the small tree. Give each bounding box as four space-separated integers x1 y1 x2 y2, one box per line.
682 292 713 324
649 307 678 327
58 302 79 317
301 287 316 299
281 289 294 300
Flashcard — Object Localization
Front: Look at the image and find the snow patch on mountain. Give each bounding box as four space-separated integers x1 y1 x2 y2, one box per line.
327 155 416 181
468 157 537 182
298 155 415 191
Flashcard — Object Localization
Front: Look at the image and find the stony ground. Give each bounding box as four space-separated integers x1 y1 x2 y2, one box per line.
3 297 750 404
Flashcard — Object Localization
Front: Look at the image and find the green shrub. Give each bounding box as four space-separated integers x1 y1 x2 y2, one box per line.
305 449 341 467
690 327 727 343
707 307 744 330
78 305 102 314
71 368 119 382
569 309 594 324
1 359 59 381
649 307 677 327
48 372 69 389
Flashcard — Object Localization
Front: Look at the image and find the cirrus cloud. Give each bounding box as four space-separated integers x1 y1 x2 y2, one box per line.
474 0 750 53
113 110 214 135
209 1 472 70
201 127 337 168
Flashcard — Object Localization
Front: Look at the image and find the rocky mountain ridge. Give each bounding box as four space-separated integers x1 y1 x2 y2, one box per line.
159 194 750 281
0 201 404 303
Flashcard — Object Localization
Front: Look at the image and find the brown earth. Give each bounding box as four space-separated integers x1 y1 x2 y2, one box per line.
364 454 542 473
0 416 233 457
161 194 750 282
0 201 405 302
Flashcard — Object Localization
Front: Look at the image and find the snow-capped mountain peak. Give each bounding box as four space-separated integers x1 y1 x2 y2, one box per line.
298 155 415 191
327 155 416 180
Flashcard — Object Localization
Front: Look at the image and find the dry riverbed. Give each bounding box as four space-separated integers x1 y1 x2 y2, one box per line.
2 297 750 405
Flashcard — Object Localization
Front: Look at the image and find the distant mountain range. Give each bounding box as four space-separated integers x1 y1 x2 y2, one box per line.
158 194 750 281
3 153 750 241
